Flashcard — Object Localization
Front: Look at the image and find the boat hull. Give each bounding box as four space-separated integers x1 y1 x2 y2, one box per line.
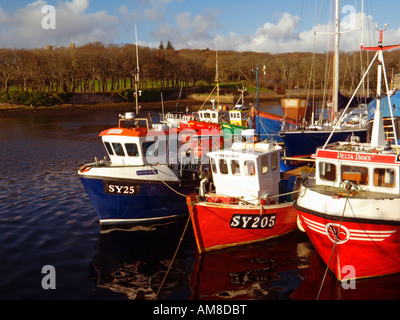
255 113 287 143
81 176 196 225
281 128 367 156
187 195 298 253
295 203 400 281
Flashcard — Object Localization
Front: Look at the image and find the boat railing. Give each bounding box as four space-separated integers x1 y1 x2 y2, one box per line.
119 113 151 130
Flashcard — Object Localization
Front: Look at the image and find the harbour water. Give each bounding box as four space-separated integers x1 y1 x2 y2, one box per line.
1 106 400 301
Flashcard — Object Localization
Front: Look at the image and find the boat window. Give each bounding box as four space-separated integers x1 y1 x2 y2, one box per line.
341 165 368 185
219 159 229 174
230 160 241 176
210 158 217 174
271 153 278 171
125 143 139 157
319 162 336 182
142 142 155 156
261 156 269 174
112 143 125 156
374 168 395 188
244 160 256 176
142 140 167 161
104 142 114 155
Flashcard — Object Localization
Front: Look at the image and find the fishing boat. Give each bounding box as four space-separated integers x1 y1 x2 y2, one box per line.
180 107 225 132
79 113 204 226
295 26 400 281
187 129 299 253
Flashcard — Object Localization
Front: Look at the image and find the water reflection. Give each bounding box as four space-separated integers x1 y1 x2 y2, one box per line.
190 232 311 300
91 217 196 300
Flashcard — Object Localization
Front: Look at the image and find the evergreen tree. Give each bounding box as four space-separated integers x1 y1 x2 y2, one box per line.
166 41 174 50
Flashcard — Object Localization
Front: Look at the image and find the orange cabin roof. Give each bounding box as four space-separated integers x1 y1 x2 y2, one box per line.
99 127 181 137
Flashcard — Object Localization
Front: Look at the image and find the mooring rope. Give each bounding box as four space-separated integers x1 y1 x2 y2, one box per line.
316 184 351 300
155 203 194 298
149 165 190 198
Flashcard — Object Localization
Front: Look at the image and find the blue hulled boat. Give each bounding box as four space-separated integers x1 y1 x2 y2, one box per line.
78 113 203 226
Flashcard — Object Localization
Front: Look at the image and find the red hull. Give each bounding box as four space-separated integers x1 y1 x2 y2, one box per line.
187 195 298 253
297 212 400 281
180 121 221 133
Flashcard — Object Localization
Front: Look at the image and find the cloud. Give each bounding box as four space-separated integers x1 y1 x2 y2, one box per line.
1 1 399 54
151 9 219 49
0 0 119 48
211 11 400 54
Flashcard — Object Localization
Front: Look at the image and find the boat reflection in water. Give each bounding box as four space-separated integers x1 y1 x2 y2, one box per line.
190 232 312 300
91 217 195 300
293 245 400 300
90 214 400 300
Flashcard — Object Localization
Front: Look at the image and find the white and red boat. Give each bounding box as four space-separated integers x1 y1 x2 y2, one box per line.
295 26 400 281
187 130 298 253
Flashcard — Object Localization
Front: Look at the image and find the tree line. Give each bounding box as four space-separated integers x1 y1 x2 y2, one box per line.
0 41 400 105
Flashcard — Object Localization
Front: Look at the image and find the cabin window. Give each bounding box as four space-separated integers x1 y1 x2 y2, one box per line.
230 160 241 176
142 140 167 164
319 162 336 182
261 156 269 174
104 142 114 155
125 143 139 157
210 158 217 173
341 165 369 185
112 143 125 156
244 160 256 176
271 153 278 171
219 159 229 174
142 142 156 156
374 168 395 188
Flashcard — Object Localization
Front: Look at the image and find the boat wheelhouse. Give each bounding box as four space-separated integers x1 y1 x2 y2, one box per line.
187 130 298 253
79 113 202 226
160 111 186 128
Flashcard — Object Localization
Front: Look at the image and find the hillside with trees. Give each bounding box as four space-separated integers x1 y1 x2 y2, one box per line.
0 41 399 106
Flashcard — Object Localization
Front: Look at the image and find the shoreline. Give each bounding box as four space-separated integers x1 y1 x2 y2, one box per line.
0 96 284 117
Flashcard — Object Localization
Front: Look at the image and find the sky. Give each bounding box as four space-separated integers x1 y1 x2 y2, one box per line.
0 0 400 53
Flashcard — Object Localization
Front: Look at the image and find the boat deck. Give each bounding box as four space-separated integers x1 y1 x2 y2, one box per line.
304 179 400 200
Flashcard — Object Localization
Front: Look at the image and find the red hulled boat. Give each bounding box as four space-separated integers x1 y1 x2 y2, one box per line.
295 26 400 281
187 130 298 253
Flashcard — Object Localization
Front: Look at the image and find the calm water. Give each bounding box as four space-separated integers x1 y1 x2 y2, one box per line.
1 106 400 301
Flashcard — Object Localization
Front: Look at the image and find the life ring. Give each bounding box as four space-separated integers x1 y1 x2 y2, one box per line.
79 165 92 173
297 215 305 232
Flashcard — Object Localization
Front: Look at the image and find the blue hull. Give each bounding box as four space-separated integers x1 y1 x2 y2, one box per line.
80 177 196 225
281 129 367 156
254 114 285 143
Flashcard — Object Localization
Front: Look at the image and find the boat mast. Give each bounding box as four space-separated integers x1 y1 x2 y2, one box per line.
333 0 340 123
135 25 140 115
215 42 220 109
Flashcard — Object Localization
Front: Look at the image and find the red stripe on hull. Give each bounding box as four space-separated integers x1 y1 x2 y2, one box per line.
187 196 297 253
298 212 400 281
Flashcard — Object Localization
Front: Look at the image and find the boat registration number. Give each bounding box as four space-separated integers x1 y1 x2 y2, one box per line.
230 214 276 229
104 182 141 195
